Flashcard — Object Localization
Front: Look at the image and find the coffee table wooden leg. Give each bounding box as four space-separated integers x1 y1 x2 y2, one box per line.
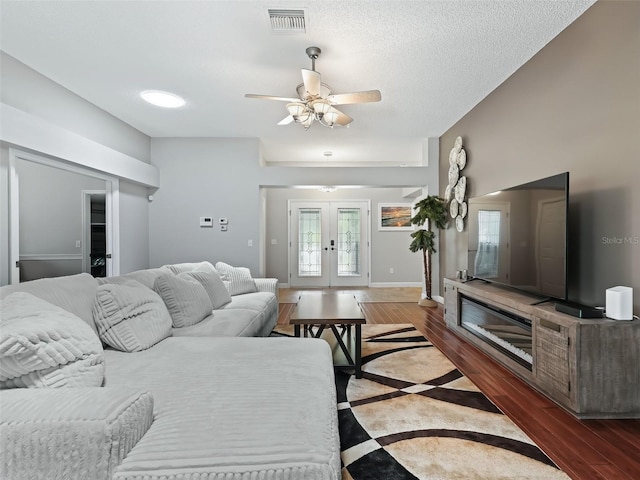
294 324 301 337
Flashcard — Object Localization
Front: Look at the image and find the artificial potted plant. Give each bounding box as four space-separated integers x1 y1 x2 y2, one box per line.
409 196 449 307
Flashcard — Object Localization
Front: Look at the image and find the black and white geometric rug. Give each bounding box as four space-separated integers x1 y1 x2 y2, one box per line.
274 324 570 480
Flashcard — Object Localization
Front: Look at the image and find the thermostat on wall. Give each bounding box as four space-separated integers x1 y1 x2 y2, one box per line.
200 217 213 227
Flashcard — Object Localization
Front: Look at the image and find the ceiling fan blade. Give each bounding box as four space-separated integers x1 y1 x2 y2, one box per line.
327 90 382 105
301 69 321 97
329 107 353 126
277 115 294 125
245 94 300 102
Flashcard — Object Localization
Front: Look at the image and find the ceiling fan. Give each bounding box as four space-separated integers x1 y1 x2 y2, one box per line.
245 46 381 129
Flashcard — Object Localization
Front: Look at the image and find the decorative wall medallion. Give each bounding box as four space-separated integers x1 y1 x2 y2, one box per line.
449 148 458 165
444 184 453 202
450 198 459 218
454 135 463 152
454 176 466 203
457 149 467 169
448 164 459 187
445 136 469 232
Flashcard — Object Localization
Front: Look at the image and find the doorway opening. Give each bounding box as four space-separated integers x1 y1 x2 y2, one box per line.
8 149 119 284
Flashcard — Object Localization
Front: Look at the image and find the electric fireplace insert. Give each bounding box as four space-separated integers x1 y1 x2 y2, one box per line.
459 294 533 370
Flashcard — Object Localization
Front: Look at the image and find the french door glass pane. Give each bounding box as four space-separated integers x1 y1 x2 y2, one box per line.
337 208 360 276
474 210 501 277
298 209 322 276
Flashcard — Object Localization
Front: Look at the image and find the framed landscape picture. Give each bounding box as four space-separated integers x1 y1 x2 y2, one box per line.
378 203 414 231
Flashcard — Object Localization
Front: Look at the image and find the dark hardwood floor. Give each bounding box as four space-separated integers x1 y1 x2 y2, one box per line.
278 298 640 480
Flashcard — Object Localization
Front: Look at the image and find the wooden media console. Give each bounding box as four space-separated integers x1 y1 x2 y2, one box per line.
444 278 640 419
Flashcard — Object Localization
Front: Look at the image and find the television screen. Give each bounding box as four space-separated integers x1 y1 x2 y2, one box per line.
467 172 569 301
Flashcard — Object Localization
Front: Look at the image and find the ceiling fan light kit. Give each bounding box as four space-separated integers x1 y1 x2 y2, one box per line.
245 46 381 130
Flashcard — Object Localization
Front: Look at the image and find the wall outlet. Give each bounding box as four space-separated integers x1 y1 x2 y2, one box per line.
248 239 253 247
389 267 394 274
75 240 81 248
271 239 277 245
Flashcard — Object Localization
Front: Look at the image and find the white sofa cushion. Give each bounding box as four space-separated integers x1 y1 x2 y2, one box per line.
0 388 154 480
179 270 232 309
165 261 217 275
103 337 341 480
93 281 172 352
154 273 213 328
0 292 104 389
215 262 258 296
97 267 172 290
0 273 99 333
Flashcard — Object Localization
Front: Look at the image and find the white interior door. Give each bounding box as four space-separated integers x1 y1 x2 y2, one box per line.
289 200 369 287
536 196 566 298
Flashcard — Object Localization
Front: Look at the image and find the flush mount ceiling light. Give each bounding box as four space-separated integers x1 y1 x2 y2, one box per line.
245 46 381 130
140 90 185 108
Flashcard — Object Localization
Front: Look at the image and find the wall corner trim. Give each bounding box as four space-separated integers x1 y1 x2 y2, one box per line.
0 102 159 188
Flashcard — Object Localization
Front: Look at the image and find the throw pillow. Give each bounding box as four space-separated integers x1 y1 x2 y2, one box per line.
179 271 232 309
165 261 217 275
0 292 104 389
153 273 213 328
215 262 258 296
93 280 172 352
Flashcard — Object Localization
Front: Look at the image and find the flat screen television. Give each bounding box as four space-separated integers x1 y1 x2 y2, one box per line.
466 172 569 301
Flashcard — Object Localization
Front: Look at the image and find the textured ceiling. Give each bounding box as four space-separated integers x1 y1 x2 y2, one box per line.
0 0 595 166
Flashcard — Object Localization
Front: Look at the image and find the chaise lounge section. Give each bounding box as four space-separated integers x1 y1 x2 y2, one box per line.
0 262 341 480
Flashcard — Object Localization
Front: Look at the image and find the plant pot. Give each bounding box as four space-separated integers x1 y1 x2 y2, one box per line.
418 298 438 308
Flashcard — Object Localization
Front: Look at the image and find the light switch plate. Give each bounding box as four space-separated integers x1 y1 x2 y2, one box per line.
200 217 213 227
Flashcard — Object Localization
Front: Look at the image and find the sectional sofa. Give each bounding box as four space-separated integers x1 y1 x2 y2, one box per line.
0 262 341 480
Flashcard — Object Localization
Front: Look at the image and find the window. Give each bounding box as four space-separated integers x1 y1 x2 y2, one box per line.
298 209 322 276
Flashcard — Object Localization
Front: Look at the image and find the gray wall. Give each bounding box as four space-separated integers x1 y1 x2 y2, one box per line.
439 1 639 313
1 52 151 163
119 181 151 274
0 145 10 285
17 160 104 255
265 187 423 285
150 137 439 286
0 53 154 282
149 138 264 273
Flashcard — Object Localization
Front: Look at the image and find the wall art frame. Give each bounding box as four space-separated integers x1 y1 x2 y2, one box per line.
378 203 414 231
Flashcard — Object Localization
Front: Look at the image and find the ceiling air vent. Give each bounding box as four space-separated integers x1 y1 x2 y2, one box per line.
268 8 307 34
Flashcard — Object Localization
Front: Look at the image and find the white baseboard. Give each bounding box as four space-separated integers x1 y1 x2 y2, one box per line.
278 282 443 304
280 282 422 289
278 282 430 290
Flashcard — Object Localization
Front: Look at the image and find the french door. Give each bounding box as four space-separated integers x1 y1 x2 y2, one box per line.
289 201 369 287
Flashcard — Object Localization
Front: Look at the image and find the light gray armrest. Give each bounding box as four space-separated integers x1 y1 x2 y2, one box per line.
254 277 279 301
0 388 154 480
